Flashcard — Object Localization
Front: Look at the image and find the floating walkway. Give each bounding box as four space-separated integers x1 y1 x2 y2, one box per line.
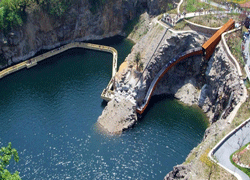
137 19 235 114
0 42 117 101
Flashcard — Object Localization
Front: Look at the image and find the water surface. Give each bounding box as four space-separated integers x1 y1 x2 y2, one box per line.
0 38 208 179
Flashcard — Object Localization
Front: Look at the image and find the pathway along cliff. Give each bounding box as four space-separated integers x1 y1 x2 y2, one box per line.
136 19 235 114
97 18 246 179
99 19 237 133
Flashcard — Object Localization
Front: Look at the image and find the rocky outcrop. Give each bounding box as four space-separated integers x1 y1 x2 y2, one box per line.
134 31 244 123
98 67 139 134
199 45 244 123
98 29 244 134
0 0 175 67
164 165 190 180
97 94 137 134
135 32 206 105
105 27 245 178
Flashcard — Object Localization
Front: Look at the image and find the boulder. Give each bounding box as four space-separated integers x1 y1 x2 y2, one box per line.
97 95 137 134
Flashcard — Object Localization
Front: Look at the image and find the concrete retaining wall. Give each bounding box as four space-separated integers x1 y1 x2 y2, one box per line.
0 42 118 79
221 27 243 77
185 19 220 35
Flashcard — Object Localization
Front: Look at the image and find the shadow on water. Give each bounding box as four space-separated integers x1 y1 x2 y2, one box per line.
86 35 125 46
101 100 108 108
137 94 175 120
136 93 209 133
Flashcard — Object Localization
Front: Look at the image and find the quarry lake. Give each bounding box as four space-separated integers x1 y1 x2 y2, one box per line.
0 38 208 179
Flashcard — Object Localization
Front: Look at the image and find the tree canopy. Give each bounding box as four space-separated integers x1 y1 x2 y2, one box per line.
0 0 73 32
0 142 21 180
0 0 29 32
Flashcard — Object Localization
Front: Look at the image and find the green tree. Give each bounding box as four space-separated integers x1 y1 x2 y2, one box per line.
0 0 30 32
0 142 21 180
139 61 144 71
135 52 141 71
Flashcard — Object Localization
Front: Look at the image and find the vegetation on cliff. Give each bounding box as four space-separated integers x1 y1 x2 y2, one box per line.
230 142 250 177
0 142 21 180
34 0 73 17
0 0 78 32
0 0 29 33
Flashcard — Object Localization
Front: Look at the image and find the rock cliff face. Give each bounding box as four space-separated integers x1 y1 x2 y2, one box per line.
136 32 206 104
102 28 245 178
135 32 244 123
98 29 244 133
97 95 137 134
164 164 190 180
0 0 174 68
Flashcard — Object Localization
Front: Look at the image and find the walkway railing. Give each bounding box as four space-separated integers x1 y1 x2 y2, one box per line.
136 47 203 114
0 42 118 101
208 118 250 180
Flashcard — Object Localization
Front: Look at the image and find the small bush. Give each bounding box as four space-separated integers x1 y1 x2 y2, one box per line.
35 0 72 17
200 148 213 167
0 0 29 32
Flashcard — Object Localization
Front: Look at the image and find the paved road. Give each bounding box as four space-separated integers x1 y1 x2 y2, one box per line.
214 121 250 180
243 33 250 81
243 35 250 67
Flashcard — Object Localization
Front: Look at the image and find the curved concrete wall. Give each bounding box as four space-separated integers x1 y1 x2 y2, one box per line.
208 118 250 180
0 42 118 79
221 27 242 77
184 19 221 35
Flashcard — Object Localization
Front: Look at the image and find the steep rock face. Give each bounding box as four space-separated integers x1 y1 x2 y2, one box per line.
199 45 244 123
0 0 174 67
98 68 139 134
136 32 244 123
135 32 206 105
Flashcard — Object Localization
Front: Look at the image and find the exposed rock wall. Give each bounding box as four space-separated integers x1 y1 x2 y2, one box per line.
97 95 137 134
136 32 244 123
98 29 244 134
164 165 190 180
0 0 175 68
107 29 244 178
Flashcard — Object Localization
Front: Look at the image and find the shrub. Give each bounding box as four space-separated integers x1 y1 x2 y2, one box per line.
35 0 72 17
0 0 29 32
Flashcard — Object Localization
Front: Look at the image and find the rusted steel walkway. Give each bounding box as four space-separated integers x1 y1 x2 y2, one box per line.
136 48 203 114
137 19 235 114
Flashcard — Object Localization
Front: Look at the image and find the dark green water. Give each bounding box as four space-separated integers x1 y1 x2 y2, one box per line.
0 38 208 179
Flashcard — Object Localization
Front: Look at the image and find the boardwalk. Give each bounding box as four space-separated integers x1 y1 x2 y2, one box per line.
0 42 118 101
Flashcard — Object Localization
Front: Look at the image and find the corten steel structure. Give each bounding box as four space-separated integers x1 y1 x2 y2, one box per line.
136 19 235 115
136 48 203 114
202 19 235 60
